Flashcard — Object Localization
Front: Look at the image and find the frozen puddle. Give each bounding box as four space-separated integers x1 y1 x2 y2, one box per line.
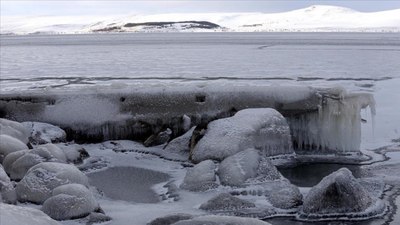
279 163 361 187
88 167 170 203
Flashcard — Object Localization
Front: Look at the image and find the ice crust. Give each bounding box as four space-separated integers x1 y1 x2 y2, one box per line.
199 193 256 211
22 122 67 144
0 203 61 225
16 162 89 203
42 184 99 220
192 108 293 162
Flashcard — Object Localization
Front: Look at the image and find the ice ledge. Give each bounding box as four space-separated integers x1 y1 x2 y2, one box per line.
0 85 374 154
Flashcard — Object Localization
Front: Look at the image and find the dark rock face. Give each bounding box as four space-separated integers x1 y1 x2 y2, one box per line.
123 21 221 29
302 168 374 215
200 193 255 211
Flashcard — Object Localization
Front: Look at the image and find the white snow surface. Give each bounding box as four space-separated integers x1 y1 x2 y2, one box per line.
22 122 67 144
192 108 293 162
2 5 400 34
0 203 61 225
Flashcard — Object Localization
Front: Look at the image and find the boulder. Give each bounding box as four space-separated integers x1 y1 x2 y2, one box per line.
172 215 272 225
191 108 293 163
22 122 67 144
199 193 255 211
180 160 217 191
302 168 377 215
0 203 61 225
264 180 302 209
0 165 16 204
147 213 193 225
0 118 30 144
164 127 195 155
217 149 281 187
2 150 29 175
16 162 89 204
42 184 99 220
0 135 28 163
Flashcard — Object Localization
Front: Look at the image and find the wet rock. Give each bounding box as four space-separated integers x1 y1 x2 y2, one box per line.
16 162 89 204
217 149 281 187
144 128 172 147
0 135 28 163
22 122 67 144
147 213 193 225
180 160 218 191
191 108 293 163
200 193 255 211
42 184 99 220
0 203 61 225
302 168 377 215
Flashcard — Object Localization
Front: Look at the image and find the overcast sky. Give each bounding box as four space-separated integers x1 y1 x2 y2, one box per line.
2 1 400 17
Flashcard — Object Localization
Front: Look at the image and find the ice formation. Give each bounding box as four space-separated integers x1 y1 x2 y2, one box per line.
192 108 293 163
288 91 376 153
0 134 28 163
300 168 385 220
180 159 218 191
0 118 30 144
22 122 67 144
217 149 281 187
42 184 99 220
0 165 16 204
0 203 61 225
199 193 256 211
16 162 89 203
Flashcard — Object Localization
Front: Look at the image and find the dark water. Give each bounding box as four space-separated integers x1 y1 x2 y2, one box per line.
278 163 362 187
88 167 170 203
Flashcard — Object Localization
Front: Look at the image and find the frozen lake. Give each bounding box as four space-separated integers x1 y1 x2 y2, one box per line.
1 33 400 91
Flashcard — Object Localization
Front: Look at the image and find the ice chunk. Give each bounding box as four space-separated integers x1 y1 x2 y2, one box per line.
0 203 60 225
192 108 293 163
199 193 255 211
0 165 16 204
300 168 385 219
172 215 272 225
16 162 89 203
22 122 67 144
180 159 217 191
0 118 30 144
42 184 99 220
217 149 281 187
0 134 28 163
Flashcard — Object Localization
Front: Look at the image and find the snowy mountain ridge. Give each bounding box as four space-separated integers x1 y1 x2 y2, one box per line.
1 5 400 34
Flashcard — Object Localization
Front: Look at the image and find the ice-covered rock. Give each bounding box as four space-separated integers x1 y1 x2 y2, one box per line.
22 121 67 144
301 168 382 217
5 144 67 180
217 149 281 187
144 128 172 147
16 162 89 203
200 193 255 211
42 184 99 220
57 144 89 163
0 165 16 204
180 159 217 191
264 180 302 209
172 215 272 225
0 203 61 225
0 118 30 144
0 134 28 163
2 150 28 174
191 108 293 163
164 127 195 155
147 213 193 225
87 212 112 224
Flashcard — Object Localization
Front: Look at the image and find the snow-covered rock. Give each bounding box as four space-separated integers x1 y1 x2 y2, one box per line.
5 144 67 180
172 215 272 225
22 122 67 144
217 149 281 187
180 159 217 191
264 180 302 209
0 203 61 225
0 165 16 204
87 212 112 224
0 135 28 163
148 213 193 225
42 184 99 220
0 118 30 144
16 162 89 203
199 193 255 211
164 127 195 155
192 108 293 163
57 144 89 163
2 150 28 174
301 168 384 218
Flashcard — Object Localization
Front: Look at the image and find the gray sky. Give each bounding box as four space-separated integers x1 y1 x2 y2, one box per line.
1 1 400 17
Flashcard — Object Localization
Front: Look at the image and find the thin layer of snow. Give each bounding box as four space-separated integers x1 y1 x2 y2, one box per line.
22 122 67 144
0 118 30 144
180 159 217 191
0 134 29 163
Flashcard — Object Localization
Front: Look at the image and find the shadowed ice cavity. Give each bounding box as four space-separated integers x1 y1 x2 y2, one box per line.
87 167 170 203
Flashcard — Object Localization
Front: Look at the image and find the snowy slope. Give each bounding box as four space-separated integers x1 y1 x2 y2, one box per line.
1 5 399 34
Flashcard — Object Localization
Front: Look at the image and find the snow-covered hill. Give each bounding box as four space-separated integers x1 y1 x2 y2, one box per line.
1 5 399 34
